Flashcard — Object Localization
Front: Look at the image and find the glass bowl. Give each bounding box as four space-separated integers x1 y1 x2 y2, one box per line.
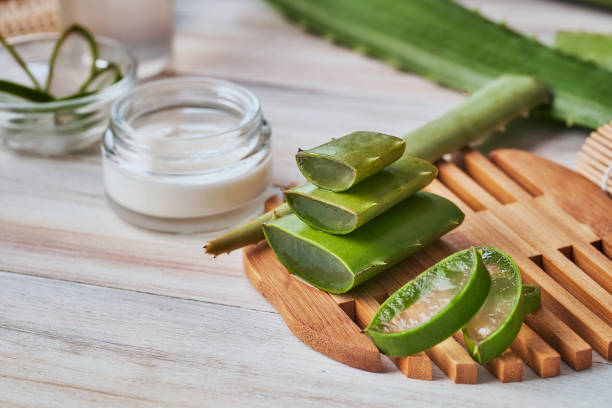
0 32 137 155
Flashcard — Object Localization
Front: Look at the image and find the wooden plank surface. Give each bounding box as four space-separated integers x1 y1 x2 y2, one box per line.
1 0 612 406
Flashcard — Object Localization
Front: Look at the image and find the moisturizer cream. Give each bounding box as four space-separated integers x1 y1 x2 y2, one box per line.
102 77 272 233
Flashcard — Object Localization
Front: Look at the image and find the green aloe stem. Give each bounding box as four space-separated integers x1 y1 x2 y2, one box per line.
205 75 549 256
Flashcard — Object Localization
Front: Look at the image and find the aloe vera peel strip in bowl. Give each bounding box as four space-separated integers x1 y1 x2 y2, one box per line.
285 156 436 234
365 248 490 356
262 191 464 293
296 131 405 192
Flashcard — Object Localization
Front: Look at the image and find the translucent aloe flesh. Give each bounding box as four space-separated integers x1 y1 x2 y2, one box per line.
366 248 490 356
285 156 436 234
267 0 612 128
296 131 405 191
262 192 464 293
462 247 540 364
555 32 612 71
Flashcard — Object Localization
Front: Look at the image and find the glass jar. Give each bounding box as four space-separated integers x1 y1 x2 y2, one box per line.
102 77 273 233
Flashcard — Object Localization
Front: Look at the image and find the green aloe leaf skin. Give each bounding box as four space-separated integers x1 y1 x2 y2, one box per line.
366 248 490 357
286 156 436 234
267 0 612 128
262 192 464 293
296 131 405 192
555 31 612 72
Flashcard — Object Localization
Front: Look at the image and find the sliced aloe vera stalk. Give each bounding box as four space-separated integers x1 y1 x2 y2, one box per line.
262 192 464 293
296 131 405 191
365 248 490 356
204 75 548 255
285 156 436 234
462 247 540 364
285 76 542 234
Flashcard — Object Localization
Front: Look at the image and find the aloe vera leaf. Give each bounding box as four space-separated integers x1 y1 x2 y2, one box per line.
204 203 292 256
262 191 464 293
204 75 547 254
0 35 42 90
285 157 436 234
555 32 612 71
77 62 123 94
462 247 528 364
366 248 490 356
44 24 99 96
296 131 405 191
284 75 545 233
267 0 612 128
0 80 54 102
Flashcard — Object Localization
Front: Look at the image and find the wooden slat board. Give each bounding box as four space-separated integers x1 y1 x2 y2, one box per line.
244 148 612 384
1 0 612 406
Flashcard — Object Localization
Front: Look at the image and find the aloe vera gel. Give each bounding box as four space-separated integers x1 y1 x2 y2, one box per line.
296 131 405 191
366 248 490 356
286 157 436 234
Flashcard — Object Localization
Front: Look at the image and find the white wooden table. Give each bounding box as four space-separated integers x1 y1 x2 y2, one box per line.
1 1 611 406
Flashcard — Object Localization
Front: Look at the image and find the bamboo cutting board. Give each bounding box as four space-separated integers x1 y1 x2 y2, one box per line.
243 148 612 384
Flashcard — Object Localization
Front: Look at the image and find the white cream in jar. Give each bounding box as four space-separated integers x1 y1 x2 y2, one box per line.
102 77 273 233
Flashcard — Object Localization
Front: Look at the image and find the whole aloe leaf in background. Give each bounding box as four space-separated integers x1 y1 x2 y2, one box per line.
267 0 612 129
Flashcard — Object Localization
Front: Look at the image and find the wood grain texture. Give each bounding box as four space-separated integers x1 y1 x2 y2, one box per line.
510 324 561 378
243 243 382 372
524 308 592 371
490 149 612 258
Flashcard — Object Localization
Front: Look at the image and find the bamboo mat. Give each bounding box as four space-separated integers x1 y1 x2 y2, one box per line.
576 121 612 196
0 0 59 38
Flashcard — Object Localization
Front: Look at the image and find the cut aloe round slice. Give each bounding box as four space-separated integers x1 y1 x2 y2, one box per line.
462 247 529 364
365 248 490 356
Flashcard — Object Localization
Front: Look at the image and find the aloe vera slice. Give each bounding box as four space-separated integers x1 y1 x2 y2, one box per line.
555 32 612 71
285 156 436 234
296 131 405 191
262 192 464 293
462 247 542 364
78 62 122 93
365 248 490 356
267 0 612 128
44 24 99 98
